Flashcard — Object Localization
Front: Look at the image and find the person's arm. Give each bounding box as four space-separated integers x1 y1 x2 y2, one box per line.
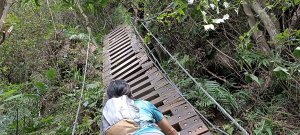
157 117 178 135
143 100 178 135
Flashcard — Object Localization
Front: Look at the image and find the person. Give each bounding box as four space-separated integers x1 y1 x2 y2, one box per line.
101 80 178 135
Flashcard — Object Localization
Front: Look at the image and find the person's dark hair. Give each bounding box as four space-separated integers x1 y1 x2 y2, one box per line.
106 80 133 99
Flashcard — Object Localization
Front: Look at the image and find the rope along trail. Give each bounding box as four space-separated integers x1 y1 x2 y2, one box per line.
131 20 229 135
71 0 92 134
133 20 249 135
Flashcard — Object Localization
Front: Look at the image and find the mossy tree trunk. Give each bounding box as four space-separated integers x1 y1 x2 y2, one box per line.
242 3 271 54
250 0 279 42
289 5 300 31
0 0 14 30
0 0 4 17
0 0 14 45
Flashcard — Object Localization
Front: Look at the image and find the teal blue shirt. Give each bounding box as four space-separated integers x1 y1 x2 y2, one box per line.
133 100 164 135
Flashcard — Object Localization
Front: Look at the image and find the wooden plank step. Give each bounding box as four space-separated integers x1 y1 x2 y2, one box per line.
110 55 137 75
109 45 132 60
158 99 186 114
122 62 153 82
109 31 127 43
108 29 127 41
179 116 205 130
108 27 123 38
106 37 131 53
180 123 209 135
108 39 131 55
108 35 130 49
110 52 135 69
103 48 134 67
168 108 197 125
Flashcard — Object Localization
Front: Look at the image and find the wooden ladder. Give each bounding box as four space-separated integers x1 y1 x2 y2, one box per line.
102 25 211 135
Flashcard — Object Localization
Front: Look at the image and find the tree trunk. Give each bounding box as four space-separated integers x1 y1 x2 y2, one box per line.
243 2 272 90
0 0 14 31
242 3 270 54
251 0 279 42
270 13 280 30
0 0 4 17
289 5 300 31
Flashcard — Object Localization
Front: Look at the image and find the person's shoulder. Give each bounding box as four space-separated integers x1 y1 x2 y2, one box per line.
134 99 152 106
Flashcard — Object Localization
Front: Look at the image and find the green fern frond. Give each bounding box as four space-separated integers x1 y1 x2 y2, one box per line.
186 80 238 114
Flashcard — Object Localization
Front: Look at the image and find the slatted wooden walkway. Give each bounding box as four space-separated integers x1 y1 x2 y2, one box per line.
102 25 211 135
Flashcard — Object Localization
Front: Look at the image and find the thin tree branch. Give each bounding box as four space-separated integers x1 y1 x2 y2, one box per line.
71 0 93 134
46 0 57 39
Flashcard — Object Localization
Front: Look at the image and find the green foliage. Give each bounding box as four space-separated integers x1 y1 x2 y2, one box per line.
178 54 196 68
34 82 47 92
162 55 238 115
1 0 299 134
293 47 300 59
222 124 235 135
273 66 290 79
0 0 109 134
5 13 21 28
82 0 110 9
143 33 152 45
254 119 274 135
20 0 40 6
46 68 57 81
244 72 263 85
0 83 40 134
188 80 238 114
154 1 300 133
156 0 236 30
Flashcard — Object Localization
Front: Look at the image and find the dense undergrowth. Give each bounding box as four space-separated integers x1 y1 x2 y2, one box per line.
145 0 300 134
0 1 125 134
0 0 299 135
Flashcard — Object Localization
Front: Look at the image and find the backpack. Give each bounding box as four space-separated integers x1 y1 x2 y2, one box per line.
106 119 139 135
102 95 140 135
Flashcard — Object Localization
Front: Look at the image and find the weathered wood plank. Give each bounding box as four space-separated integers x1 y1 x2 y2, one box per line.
110 55 137 75
111 56 142 77
180 123 209 135
108 29 127 41
150 91 177 106
106 38 131 53
109 45 132 60
158 99 186 114
131 75 164 97
104 48 134 67
109 31 127 43
171 103 191 115
108 39 131 55
179 116 204 130
108 27 123 38
108 35 129 49
122 62 153 82
110 52 135 69
168 108 197 125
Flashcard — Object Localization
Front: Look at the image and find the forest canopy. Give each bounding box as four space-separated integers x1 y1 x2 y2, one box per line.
0 0 299 134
